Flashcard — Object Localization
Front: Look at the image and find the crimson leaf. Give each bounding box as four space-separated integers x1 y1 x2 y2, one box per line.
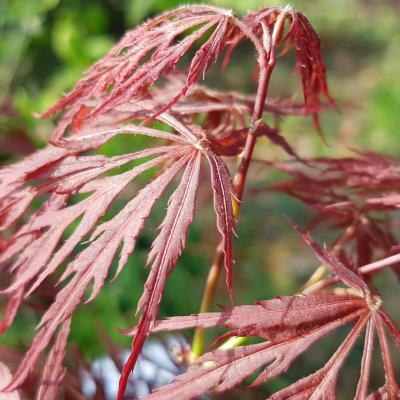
141 294 399 399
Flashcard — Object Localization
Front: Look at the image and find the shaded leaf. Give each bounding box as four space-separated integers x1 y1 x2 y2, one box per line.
290 221 369 294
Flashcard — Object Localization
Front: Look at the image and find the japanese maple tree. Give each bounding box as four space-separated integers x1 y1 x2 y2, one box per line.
0 4 399 400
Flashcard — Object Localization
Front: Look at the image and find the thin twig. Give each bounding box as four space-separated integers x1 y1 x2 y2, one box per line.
192 9 289 357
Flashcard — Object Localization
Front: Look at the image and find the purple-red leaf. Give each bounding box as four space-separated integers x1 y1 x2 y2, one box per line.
204 150 235 300
118 150 201 398
355 317 375 400
0 5 339 400
0 287 23 333
143 295 367 400
40 6 241 140
140 294 366 338
36 318 71 400
291 222 369 294
4 153 190 391
143 295 400 399
270 314 368 399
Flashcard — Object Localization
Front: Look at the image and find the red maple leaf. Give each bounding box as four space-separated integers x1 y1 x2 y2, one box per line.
0 5 334 399
139 233 400 399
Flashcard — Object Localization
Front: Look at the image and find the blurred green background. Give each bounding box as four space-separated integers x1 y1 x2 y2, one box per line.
1 0 400 398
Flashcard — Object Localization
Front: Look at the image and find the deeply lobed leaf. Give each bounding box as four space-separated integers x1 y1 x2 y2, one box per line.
0 4 336 399
0 110 236 398
142 294 400 399
142 294 367 399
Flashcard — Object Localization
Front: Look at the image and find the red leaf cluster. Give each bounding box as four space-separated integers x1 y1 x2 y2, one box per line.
144 300 400 399
0 4 346 400
0 109 235 397
39 5 332 142
271 152 400 270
